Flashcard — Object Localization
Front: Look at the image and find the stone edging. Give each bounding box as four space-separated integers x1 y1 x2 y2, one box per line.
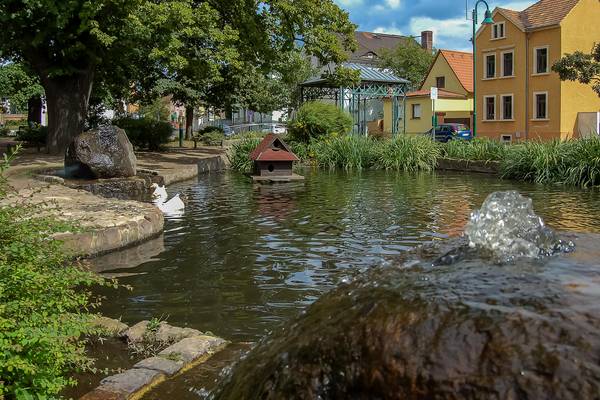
436 158 500 174
82 318 228 400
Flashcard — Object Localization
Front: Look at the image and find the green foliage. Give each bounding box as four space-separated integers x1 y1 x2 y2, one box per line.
289 102 352 143
0 150 108 398
228 137 262 173
440 138 508 162
200 131 225 147
198 126 224 136
322 65 361 88
15 124 48 147
0 63 44 114
552 43 600 96
114 118 172 151
310 135 377 170
137 98 171 122
375 135 440 172
500 138 600 187
378 41 435 90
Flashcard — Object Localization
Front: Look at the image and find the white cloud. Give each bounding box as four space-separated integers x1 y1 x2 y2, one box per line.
385 0 401 9
373 24 404 36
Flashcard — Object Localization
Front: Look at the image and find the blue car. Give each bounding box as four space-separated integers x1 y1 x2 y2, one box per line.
433 123 472 142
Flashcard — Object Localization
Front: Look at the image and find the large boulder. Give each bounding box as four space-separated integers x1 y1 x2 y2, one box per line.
65 125 136 179
213 236 600 399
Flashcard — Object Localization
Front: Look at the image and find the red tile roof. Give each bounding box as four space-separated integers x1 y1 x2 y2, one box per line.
407 89 467 99
496 0 580 30
250 134 299 162
439 50 473 93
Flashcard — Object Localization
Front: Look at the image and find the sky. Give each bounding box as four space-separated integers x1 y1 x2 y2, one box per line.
333 0 537 51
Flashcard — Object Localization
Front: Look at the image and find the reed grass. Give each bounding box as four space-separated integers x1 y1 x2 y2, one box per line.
375 135 440 172
228 137 261 173
440 138 508 162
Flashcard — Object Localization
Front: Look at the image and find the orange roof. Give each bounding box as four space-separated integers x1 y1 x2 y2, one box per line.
439 50 473 93
250 134 299 162
407 89 466 99
496 0 580 30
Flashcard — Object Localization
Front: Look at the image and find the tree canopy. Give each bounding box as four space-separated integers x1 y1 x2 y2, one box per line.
0 63 44 114
553 43 600 97
378 41 434 90
0 0 356 153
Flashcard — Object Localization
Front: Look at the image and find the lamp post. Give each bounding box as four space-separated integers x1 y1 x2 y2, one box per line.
472 0 494 138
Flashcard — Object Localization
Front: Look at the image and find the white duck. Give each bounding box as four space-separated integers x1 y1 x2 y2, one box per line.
150 183 168 203
155 193 186 218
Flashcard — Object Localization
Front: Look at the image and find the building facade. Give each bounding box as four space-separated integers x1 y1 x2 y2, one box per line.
403 50 473 134
475 0 600 142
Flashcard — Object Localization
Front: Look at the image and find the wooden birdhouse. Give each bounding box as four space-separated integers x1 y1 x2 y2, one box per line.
249 134 303 182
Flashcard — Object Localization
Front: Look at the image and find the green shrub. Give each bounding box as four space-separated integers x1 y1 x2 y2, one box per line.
114 118 172 151
200 131 225 146
440 138 508 162
197 126 224 136
0 126 11 136
0 149 108 398
563 138 600 187
228 137 262 173
15 124 47 148
289 101 352 143
375 135 440 172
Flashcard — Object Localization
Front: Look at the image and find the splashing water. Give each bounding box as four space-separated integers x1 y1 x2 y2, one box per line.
464 191 574 262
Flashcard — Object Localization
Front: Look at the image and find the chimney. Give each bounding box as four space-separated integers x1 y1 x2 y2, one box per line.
421 30 433 52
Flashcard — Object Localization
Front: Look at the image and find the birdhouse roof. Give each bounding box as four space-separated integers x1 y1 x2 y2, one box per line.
250 134 300 162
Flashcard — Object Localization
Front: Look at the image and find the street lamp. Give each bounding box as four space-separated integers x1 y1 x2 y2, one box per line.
472 0 494 138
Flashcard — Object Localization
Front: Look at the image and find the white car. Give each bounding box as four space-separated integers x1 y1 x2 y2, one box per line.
262 124 287 135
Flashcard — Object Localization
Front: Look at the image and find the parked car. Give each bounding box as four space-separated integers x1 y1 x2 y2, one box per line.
261 123 287 135
432 123 472 142
222 124 235 137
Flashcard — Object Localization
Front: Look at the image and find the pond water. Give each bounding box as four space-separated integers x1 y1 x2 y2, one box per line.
94 169 600 343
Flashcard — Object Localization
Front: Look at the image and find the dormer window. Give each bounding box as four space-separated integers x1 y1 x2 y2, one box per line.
492 22 505 39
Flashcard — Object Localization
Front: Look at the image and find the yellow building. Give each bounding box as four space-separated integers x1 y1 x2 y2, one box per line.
403 50 474 134
475 0 600 142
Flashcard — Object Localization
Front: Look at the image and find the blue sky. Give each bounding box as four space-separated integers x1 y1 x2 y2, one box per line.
334 0 537 51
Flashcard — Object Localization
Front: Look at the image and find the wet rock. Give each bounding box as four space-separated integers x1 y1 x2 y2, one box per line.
134 356 184 376
124 320 149 343
124 320 202 345
93 368 164 399
213 238 600 400
65 125 136 179
158 335 228 363
155 323 202 343
92 316 128 337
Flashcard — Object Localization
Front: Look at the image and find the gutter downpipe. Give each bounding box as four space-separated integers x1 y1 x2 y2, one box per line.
525 32 530 141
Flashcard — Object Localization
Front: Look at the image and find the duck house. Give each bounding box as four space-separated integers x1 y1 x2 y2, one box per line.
249 134 303 182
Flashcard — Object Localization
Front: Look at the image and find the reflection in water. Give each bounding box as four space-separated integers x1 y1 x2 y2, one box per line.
94 169 600 343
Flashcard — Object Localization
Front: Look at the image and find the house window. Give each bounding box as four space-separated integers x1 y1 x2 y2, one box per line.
534 92 548 120
492 22 506 39
435 76 445 89
501 94 513 120
534 46 549 74
484 95 496 120
502 50 514 77
501 134 512 143
412 104 422 119
485 54 496 79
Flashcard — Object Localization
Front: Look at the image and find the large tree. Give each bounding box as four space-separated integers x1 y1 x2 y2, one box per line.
553 43 600 97
0 0 355 155
378 41 435 90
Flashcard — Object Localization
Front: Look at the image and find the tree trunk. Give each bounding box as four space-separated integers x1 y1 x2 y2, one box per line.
27 95 43 126
42 70 94 155
185 106 194 140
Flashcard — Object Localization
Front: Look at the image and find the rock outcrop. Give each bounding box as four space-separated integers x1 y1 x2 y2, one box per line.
65 125 136 179
213 238 600 399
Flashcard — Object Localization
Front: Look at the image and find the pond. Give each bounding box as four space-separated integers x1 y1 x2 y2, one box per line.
84 169 600 398
94 169 600 343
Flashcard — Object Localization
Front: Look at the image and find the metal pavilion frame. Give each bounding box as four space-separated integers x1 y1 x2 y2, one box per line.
299 79 409 136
